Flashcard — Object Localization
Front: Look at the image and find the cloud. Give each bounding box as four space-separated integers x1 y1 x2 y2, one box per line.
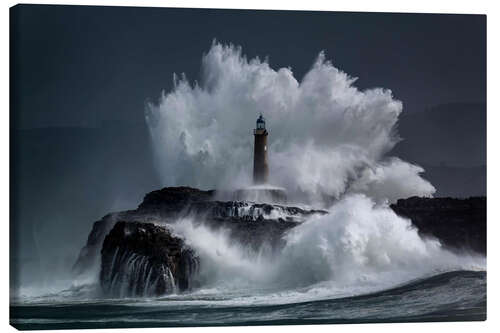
145 42 434 203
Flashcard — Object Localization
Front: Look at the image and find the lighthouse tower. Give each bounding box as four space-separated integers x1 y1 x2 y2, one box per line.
253 114 269 184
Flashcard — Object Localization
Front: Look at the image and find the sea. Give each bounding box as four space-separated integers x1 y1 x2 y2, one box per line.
10 270 485 330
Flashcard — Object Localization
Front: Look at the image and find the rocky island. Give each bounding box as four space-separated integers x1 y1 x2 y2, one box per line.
73 187 486 297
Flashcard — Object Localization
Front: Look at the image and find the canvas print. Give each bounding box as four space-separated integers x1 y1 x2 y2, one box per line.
9 4 486 330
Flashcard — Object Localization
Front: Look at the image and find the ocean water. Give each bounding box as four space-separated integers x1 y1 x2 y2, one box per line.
10 270 486 330
10 195 486 330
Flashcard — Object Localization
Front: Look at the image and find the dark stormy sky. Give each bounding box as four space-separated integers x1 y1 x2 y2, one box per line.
11 5 485 129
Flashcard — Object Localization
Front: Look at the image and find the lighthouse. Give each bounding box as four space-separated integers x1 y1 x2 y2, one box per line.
253 114 269 184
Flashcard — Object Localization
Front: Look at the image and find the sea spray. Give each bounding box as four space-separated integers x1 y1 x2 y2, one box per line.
98 221 199 298
146 42 435 203
102 249 174 298
170 194 485 301
276 194 484 290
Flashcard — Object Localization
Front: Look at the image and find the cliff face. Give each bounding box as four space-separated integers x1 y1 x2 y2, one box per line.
390 197 486 255
100 221 198 297
73 187 214 275
74 187 486 297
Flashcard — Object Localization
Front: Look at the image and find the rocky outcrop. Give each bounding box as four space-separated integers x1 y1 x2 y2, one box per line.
100 221 198 297
72 210 153 275
391 196 486 255
74 187 486 297
73 187 214 274
137 186 215 214
231 188 288 203
73 187 327 274
73 186 327 295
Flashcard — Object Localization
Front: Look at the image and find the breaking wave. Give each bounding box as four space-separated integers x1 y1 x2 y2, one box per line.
169 194 484 300
146 41 435 204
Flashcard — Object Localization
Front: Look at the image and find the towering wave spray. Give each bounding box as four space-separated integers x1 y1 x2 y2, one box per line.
171 194 484 301
146 41 435 203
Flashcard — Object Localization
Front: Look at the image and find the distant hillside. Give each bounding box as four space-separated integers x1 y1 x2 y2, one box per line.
392 102 486 197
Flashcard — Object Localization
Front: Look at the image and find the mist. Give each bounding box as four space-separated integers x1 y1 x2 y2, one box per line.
146 42 435 203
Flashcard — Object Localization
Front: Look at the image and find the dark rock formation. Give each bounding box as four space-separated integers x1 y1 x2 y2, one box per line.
73 210 150 275
391 196 486 255
100 221 198 297
73 187 214 274
138 186 215 214
231 188 288 203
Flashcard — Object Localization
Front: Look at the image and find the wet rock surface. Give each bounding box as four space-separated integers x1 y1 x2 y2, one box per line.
74 187 327 276
100 221 198 297
391 196 486 255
